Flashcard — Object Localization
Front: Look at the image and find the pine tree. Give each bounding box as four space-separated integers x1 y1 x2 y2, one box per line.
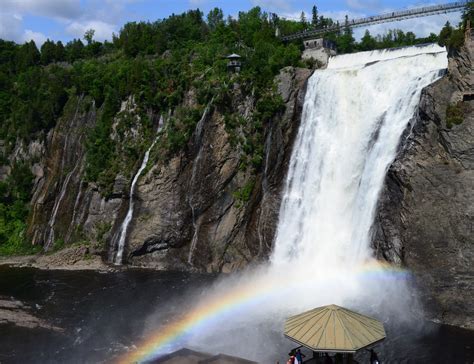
300 11 307 27
312 5 318 27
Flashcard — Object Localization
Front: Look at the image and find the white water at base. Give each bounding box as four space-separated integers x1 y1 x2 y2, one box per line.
113 117 164 265
271 44 447 270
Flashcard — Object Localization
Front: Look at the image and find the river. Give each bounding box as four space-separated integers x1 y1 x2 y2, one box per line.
0 266 472 363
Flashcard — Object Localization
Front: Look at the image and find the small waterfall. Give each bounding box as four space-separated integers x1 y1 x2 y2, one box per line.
45 161 80 250
113 116 164 265
187 102 213 265
65 166 84 244
271 45 448 271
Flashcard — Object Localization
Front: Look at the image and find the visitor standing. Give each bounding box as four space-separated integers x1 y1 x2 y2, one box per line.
296 349 305 363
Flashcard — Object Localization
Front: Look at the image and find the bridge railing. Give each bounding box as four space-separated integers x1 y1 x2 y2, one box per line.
281 1 468 41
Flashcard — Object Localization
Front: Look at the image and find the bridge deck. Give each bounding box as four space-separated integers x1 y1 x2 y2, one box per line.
281 1 468 41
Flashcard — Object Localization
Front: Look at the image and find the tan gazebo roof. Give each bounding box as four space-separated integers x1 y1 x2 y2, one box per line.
284 304 386 353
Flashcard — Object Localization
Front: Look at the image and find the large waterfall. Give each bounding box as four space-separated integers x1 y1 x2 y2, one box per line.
271 44 447 271
132 45 450 363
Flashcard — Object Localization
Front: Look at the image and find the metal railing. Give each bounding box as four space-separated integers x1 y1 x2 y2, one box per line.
281 1 468 41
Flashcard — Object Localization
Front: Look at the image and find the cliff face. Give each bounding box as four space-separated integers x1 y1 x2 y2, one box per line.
2 67 311 271
126 67 311 271
374 38 473 329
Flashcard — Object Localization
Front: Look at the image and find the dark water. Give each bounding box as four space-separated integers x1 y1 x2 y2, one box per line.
0 266 472 364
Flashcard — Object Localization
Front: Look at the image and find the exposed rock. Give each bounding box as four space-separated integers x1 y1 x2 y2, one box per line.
126 67 312 271
0 245 108 271
374 38 474 329
0 297 63 331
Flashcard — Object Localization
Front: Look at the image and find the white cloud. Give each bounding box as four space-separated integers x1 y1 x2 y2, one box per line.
2 0 81 20
0 9 47 46
346 0 381 11
0 0 126 44
189 0 208 5
251 0 292 12
0 11 24 42
66 20 117 41
22 29 47 46
321 10 366 22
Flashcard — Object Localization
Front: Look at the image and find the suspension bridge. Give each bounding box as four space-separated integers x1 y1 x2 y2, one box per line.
281 1 469 41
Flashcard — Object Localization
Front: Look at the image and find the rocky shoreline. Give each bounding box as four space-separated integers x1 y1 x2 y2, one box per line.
0 246 109 271
0 296 63 332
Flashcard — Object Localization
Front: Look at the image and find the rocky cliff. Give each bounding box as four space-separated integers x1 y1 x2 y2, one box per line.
2 67 311 272
374 37 473 329
125 67 311 271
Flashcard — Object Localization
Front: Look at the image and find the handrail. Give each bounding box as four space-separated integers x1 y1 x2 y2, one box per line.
281 1 468 41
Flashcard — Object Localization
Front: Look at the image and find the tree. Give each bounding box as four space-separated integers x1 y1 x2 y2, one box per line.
207 7 224 30
359 30 376 51
438 21 453 46
300 11 307 27
40 39 56 65
16 40 40 70
55 41 65 62
65 39 85 62
344 15 350 35
461 1 474 30
84 29 95 45
312 5 318 27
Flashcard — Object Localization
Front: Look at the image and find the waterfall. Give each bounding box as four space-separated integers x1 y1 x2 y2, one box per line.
271 45 447 271
113 117 164 265
141 45 450 361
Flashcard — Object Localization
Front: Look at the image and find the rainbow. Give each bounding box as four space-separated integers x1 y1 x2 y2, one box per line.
117 261 410 363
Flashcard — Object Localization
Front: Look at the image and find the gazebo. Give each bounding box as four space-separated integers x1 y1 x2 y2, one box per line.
284 304 386 363
226 53 242 73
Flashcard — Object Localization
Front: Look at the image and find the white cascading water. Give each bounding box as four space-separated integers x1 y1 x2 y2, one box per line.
271 44 447 271
113 116 164 265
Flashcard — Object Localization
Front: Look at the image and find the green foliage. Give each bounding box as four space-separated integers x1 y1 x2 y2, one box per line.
438 21 453 47
162 107 203 155
438 1 471 52
95 222 112 248
85 90 120 188
446 29 465 50
446 102 464 129
233 179 255 207
52 238 65 252
84 29 95 45
0 163 38 256
461 2 474 30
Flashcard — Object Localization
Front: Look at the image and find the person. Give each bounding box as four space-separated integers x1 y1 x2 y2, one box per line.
370 349 379 364
296 349 305 364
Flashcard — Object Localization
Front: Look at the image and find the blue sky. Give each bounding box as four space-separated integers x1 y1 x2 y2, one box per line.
0 0 463 46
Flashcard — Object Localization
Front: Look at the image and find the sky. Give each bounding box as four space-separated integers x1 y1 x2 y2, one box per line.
0 0 464 46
